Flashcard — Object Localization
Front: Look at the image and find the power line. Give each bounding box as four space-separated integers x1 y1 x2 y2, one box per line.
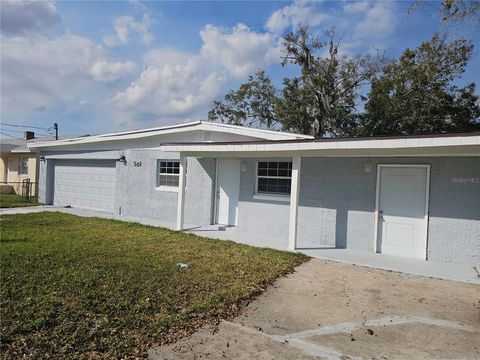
1 123 52 131
1 128 53 137
0 131 23 140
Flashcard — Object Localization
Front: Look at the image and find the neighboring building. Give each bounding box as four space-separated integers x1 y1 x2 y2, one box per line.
0 139 39 196
29 121 480 267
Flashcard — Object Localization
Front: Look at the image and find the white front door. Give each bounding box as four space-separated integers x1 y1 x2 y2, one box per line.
216 159 240 225
377 166 429 260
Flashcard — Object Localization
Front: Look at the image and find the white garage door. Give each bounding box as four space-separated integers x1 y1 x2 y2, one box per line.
53 160 116 212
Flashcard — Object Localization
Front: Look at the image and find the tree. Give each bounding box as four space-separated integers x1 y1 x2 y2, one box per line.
279 26 384 137
361 34 480 135
207 70 279 129
409 0 480 24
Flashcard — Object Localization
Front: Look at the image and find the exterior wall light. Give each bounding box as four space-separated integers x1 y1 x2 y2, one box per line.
118 155 126 164
364 162 372 173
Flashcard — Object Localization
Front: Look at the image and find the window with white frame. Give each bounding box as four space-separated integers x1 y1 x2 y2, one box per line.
18 157 28 175
157 160 180 187
256 161 292 195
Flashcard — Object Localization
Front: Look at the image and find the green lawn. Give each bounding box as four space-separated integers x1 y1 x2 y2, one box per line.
0 194 40 208
0 213 308 359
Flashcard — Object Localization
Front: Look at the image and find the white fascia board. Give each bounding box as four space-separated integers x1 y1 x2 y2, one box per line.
43 150 122 160
28 121 312 149
198 122 313 140
160 135 479 151
159 135 480 157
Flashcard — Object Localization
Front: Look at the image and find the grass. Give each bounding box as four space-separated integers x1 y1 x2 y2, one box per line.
0 194 40 208
0 212 308 359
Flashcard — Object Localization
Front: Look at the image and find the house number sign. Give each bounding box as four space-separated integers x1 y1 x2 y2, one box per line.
134 161 142 167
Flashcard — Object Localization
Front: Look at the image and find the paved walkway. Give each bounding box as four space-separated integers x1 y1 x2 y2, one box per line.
1 206 478 284
149 259 480 360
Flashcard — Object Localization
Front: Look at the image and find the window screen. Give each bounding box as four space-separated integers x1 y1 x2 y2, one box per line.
256 161 292 195
19 158 28 175
157 161 180 187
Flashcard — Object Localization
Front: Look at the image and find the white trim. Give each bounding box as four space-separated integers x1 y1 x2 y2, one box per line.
288 156 301 250
373 164 430 260
252 194 290 202
214 159 220 224
155 185 179 192
161 134 480 156
176 156 187 231
28 121 312 149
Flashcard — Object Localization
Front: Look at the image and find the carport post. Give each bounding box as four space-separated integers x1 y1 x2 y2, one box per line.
288 156 301 250
176 155 187 231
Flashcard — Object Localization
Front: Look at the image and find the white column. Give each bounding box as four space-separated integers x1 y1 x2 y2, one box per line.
288 156 301 250
176 156 187 231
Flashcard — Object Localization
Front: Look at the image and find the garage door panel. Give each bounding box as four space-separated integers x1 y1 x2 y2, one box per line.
53 160 116 212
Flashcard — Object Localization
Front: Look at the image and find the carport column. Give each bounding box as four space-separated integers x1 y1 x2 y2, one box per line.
288 156 301 250
176 155 187 231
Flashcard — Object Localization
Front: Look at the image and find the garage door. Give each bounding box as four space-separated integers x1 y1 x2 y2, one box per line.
53 160 116 212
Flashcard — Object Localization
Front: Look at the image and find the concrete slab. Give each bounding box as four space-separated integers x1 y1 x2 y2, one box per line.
150 258 480 359
302 248 480 285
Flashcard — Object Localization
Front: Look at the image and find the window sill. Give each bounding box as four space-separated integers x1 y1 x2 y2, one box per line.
253 193 290 203
155 186 179 193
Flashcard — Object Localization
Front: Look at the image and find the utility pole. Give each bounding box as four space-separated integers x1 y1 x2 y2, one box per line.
54 123 58 140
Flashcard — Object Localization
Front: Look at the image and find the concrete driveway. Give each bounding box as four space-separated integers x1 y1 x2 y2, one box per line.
150 258 480 360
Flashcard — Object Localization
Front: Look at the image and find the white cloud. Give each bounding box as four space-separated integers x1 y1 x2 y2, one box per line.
90 60 136 82
111 23 283 122
143 48 193 67
265 0 328 34
0 0 60 36
343 1 370 14
103 13 154 47
112 60 224 119
200 24 281 78
354 2 396 39
1 34 137 116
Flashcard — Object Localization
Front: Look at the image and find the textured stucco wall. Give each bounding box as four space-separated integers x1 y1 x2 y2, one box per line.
427 157 480 265
298 158 375 250
38 159 54 204
36 149 479 266
296 157 479 266
236 158 291 249
114 149 215 228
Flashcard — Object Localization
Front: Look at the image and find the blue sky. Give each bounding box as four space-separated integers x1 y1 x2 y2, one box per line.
1 0 479 138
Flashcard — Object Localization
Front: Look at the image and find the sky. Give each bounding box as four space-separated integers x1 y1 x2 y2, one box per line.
1 0 479 139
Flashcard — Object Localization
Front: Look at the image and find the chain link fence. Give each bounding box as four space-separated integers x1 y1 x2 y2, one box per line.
0 180 38 201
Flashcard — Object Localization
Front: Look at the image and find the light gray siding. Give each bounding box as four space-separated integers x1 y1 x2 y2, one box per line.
114 149 215 228
237 159 290 248
295 157 479 265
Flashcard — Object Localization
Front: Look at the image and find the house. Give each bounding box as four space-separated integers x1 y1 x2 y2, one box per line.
29 121 480 267
0 138 39 196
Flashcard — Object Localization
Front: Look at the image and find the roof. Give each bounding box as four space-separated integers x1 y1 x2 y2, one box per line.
159 132 480 157
0 139 30 153
28 121 313 149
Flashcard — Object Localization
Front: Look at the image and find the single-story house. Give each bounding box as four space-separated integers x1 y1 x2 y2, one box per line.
29 121 480 267
1 138 39 196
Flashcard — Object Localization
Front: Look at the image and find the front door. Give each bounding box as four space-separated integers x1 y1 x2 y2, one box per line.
377 166 429 260
216 159 240 225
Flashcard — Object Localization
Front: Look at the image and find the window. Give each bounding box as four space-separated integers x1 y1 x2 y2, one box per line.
256 161 292 195
18 157 28 175
157 160 180 188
